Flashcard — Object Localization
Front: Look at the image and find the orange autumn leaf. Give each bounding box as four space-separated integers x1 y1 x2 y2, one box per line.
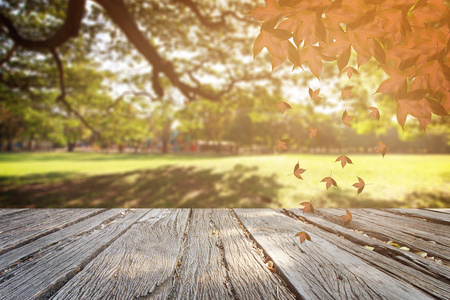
335 155 353 168
352 176 366 195
342 110 353 127
293 162 306 180
308 87 322 101
247 0 282 23
375 141 386 158
368 107 380 120
342 66 359 79
307 127 319 139
341 86 353 100
300 201 314 214
396 90 448 130
300 45 322 79
340 209 352 226
276 139 290 151
321 176 337 190
295 231 312 244
275 101 292 114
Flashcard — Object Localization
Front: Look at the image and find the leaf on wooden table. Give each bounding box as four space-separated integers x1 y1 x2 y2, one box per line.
340 209 352 226
299 201 315 214
387 241 401 248
364 245 374 251
295 231 312 244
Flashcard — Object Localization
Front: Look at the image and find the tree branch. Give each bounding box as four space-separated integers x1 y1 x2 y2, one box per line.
107 90 156 111
51 49 99 137
0 44 17 66
94 0 221 102
0 0 86 50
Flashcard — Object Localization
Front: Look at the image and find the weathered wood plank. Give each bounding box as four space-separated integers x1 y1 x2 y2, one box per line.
172 209 295 300
286 209 450 299
0 209 28 218
0 209 103 254
316 209 450 264
0 209 147 299
359 208 450 239
51 209 190 300
0 209 126 271
387 209 450 225
425 208 450 214
234 209 433 300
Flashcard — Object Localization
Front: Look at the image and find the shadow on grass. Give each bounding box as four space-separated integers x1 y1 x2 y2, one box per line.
0 164 285 208
0 152 235 162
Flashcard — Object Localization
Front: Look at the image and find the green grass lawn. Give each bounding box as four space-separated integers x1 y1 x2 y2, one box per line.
0 152 449 208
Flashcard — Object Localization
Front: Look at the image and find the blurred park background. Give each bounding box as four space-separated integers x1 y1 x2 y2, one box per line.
1 0 449 208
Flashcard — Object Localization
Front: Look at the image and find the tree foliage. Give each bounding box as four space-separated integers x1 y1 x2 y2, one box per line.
249 0 449 130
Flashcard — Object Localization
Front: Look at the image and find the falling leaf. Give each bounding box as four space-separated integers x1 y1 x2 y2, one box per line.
300 201 314 214
307 127 319 139
321 176 338 190
342 110 353 127
293 162 306 180
295 231 312 244
342 66 359 79
276 139 290 151
275 101 292 114
341 86 353 100
368 107 380 120
340 209 352 226
308 87 322 101
335 155 353 168
375 141 386 158
352 177 366 195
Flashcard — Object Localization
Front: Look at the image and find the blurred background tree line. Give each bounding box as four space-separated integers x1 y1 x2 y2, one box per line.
1 0 449 155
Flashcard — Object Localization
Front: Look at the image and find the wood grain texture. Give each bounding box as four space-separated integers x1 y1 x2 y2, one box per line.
234 209 433 300
51 209 190 300
316 208 450 264
0 209 147 300
0 209 103 254
425 208 450 214
287 208 450 299
0 209 28 217
172 209 295 300
387 209 450 225
0 209 126 270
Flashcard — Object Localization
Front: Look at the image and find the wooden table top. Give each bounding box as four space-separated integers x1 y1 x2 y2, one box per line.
0 208 449 299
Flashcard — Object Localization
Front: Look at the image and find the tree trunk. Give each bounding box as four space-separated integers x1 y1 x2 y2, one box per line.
6 140 13 152
27 133 34 151
67 142 76 152
162 138 169 154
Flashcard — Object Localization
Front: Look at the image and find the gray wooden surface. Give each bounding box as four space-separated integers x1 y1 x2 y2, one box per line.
0 208 449 299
